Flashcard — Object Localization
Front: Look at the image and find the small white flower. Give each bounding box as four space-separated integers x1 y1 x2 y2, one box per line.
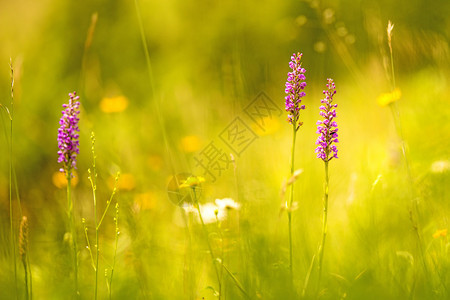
431 160 450 173
180 202 226 224
199 203 226 224
215 198 241 210
181 203 197 214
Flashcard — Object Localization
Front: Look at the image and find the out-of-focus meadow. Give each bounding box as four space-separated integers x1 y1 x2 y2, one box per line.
0 0 449 299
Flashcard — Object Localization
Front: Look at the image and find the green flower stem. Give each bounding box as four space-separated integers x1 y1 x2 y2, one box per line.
88 134 99 300
181 208 194 300
288 124 297 279
97 190 117 230
91 172 99 300
192 188 222 299
82 220 95 269
216 214 225 298
67 175 79 297
109 203 120 300
317 160 329 295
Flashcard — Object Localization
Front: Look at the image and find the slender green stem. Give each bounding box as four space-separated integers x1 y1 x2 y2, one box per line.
192 188 222 299
86 163 100 299
220 262 250 299
10 117 18 298
97 187 118 230
88 157 99 300
182 207 195 300
22 258 28 300
67 176 79 297
288 124 297 280
134 0 175 172
12 167 23 217
134 0 155 96
302 254 316 298
95 200 99 300
317 161 329 296
26 253 32 300
388 40 396 91
109 203 120 300
82 220 95 269
216 214 225 298
7 58 18 298
4 59 27 300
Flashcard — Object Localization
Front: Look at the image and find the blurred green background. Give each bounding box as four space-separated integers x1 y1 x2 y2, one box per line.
0 0 449 299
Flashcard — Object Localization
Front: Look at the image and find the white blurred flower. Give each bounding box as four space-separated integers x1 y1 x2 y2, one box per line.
181 203 197 214
215 198 241 210
431 160 450 173
199 203 226 224
179 202 226 225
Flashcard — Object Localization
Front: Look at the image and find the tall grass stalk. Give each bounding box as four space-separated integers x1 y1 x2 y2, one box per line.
180 206 195 300
108 202 120 300
82 218 95 270
9 59 18 298
185 180 249 299
231 154 248 296
215 209 250 300
302 254 316 298
79 12 98 96
385 21 428 284
134 0 176 177
191 187 222 299
97 174 119 229
87 132 99 300
85 132 120 299
1 59 25 298
215 211 225 298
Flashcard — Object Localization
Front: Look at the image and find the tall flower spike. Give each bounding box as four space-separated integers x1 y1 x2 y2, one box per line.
285 52 307 130
315 79 339 161
58 92 81 176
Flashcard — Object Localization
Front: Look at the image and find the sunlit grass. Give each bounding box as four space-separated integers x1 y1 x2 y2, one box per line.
0 0 449 299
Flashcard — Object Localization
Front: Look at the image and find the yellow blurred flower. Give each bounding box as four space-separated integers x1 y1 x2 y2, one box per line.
52 171 78 188
377 88 401 107
433 229 447 239
179 175 205 189
134 192 156 211
100 95 129 113
180 135 202 153
147 154 163 171
251 117 280 136
108 173 135 191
